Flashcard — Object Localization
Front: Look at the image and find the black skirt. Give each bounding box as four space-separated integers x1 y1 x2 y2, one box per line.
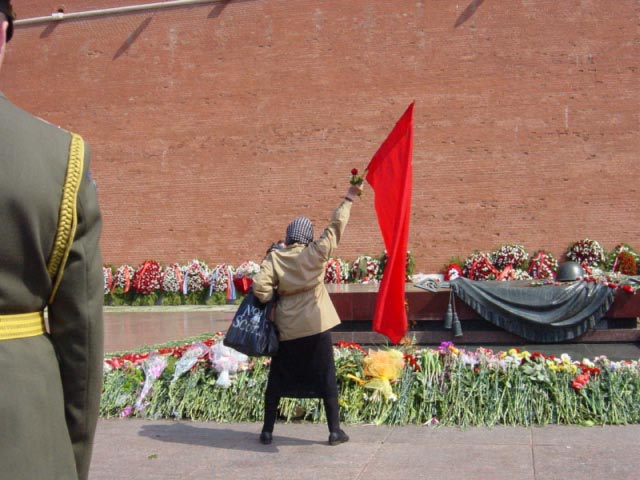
265 330 338 399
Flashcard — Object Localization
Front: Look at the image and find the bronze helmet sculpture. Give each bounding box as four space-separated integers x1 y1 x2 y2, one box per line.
556 261 585 282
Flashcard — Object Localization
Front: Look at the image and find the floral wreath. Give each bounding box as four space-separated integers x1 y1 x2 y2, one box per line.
132 260 162 294
608 244 638 275
161 263 183 293
528 250 558 280
113 264 135 293
351 255 380 283
492 244 529 270
565 238 606 267
234 261 260 279
510 269 532 281
103 265 113 294
463 252 497 281
325 258 350 284
182 260 210 294
378 250 415 281
209 263 233 293
441 262 463 281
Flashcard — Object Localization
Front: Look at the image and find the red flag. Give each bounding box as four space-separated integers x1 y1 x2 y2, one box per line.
365 102 414 344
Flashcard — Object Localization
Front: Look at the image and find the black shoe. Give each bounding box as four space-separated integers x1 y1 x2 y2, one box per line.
259 431 273 445
328 429 349 446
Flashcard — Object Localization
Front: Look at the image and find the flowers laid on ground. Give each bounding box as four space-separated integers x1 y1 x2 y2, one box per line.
101 338 640 426
345 349 405 401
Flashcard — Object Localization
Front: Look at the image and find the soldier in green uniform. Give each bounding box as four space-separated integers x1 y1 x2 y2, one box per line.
0 2 104 479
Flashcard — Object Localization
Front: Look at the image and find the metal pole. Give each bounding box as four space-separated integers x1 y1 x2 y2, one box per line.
14 0 219 26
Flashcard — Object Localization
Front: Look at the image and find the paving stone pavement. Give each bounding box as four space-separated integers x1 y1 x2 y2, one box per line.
90 419 640 480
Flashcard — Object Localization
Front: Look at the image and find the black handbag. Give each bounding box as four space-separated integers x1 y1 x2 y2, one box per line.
223 291 279 357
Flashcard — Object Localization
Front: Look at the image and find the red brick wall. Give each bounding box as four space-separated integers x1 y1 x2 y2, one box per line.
3 0 639 273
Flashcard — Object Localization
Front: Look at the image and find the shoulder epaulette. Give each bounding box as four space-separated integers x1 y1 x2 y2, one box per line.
47 132 85 304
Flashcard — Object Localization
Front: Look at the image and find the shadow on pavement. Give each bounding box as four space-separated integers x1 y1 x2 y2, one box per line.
138 422 321 452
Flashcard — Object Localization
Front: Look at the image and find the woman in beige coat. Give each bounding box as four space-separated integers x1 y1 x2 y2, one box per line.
252 182 362 446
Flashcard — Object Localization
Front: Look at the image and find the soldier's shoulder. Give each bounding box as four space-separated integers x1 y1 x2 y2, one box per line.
33 114 67 130
31 114 74 138
2 97 72 138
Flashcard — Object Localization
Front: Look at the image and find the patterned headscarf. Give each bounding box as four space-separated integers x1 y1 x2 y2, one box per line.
285 216 313 245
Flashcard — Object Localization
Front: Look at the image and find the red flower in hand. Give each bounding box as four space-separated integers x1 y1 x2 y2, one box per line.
350 168 364 186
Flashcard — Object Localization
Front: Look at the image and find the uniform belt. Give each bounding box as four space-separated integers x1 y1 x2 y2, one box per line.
0 311 46 341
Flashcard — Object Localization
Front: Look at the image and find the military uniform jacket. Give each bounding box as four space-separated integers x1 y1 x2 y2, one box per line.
253 199 352 341
0 92 104 480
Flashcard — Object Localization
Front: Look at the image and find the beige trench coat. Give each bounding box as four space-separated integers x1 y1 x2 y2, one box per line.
253 199 352 341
